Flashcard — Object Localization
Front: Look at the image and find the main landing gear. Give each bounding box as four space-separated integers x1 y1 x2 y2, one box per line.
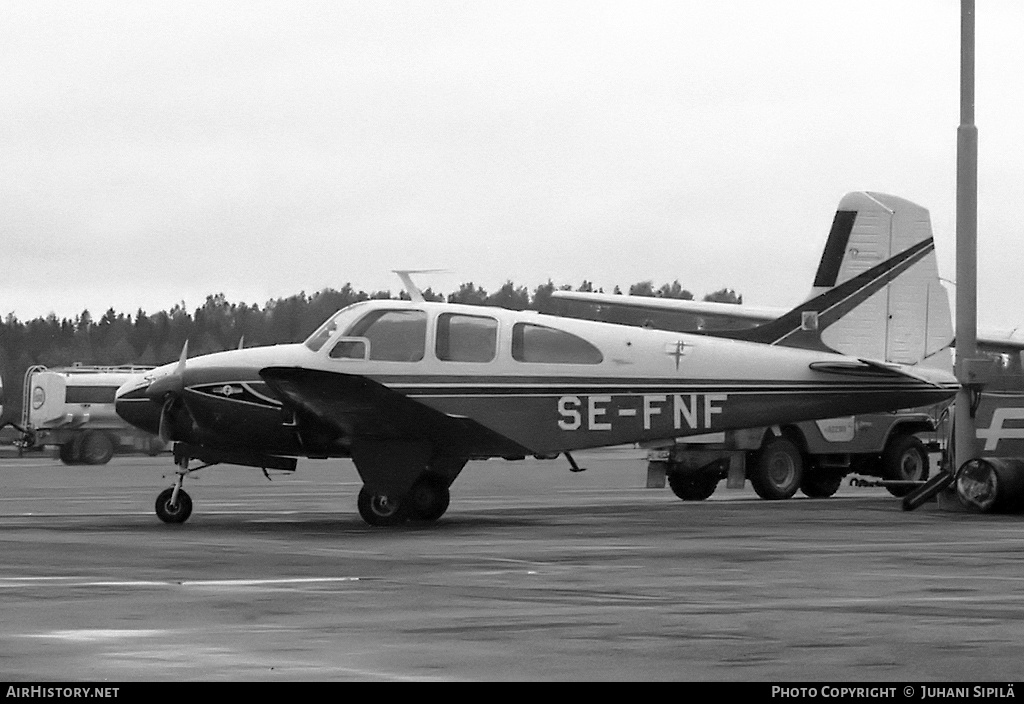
357 475 452 527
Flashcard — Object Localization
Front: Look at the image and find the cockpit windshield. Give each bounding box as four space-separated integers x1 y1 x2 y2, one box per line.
345 309 427 362
303 302 372 352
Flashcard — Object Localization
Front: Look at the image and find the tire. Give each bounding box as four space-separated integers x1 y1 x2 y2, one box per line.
800 470 843 498
58 442 79 465
881 435 930 497
405 476 451 522
749 436 804 500
357 487 405 526
155 487 192 524
80 431 115 465
667 471 718 501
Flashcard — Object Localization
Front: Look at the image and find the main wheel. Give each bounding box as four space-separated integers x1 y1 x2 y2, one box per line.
749 436 804 500
881 435 930 497
357 487 405 526
667 471 718 500
155 487 193 524
800 470 843 498
81 431 115 465
405 476 451 521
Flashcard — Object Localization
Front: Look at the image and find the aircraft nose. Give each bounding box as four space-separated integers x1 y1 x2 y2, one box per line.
144 372 184 401
114 376 163 435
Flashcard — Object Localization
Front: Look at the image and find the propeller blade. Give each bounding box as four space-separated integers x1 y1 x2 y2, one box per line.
175 340 189 373
145 341 189 401
158 397 176 443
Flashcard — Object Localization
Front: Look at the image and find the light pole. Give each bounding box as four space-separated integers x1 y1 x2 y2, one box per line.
953 0 978 475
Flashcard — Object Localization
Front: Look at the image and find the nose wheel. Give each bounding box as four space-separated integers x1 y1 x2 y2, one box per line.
155 487 193 523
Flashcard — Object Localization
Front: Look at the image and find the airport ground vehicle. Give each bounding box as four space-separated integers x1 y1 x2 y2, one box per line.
20 365 166 464
644 406 946 500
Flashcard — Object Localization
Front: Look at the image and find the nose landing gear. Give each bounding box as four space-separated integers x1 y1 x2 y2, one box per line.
154 453 209 524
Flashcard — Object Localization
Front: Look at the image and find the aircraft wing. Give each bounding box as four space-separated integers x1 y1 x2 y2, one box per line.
258 366 531 458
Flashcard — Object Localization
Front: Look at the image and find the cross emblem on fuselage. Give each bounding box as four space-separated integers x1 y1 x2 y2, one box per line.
666 340 690 370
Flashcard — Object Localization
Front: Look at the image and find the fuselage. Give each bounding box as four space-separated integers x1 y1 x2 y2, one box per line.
115 299 959 460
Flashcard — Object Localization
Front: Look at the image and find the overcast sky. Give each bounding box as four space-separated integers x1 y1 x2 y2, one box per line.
3 1 1022 333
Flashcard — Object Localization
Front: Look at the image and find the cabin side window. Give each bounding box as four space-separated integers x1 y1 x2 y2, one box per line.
343 309 427 362
436 313 498 363
511 323 603 364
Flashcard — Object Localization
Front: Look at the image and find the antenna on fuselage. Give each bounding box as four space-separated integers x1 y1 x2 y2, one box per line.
565 452 587 473
393 269 446 303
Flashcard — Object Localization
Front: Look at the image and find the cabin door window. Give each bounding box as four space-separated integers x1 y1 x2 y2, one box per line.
435 313 498 363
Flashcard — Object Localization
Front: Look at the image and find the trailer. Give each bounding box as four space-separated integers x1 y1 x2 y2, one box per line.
645 405 947 501
20 365 167 464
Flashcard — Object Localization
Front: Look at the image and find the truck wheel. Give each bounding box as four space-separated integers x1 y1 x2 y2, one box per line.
881 435 930 497
58 442 79 465
800 471 843 498
667 471 718 501
81 431 115 465
750 436 804 500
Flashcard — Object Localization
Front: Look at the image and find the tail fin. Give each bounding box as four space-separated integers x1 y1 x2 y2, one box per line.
726 192 953 368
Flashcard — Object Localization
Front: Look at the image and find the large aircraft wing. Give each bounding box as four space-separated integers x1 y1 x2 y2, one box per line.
976 335 1024 355
549 290 782 328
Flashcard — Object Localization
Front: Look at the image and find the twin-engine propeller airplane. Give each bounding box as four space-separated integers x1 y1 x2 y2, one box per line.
115 201 959 527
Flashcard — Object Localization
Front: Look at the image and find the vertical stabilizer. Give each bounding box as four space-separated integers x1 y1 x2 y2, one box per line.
809 192 953 369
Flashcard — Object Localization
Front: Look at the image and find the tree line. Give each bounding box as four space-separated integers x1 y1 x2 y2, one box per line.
0 279 741 422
